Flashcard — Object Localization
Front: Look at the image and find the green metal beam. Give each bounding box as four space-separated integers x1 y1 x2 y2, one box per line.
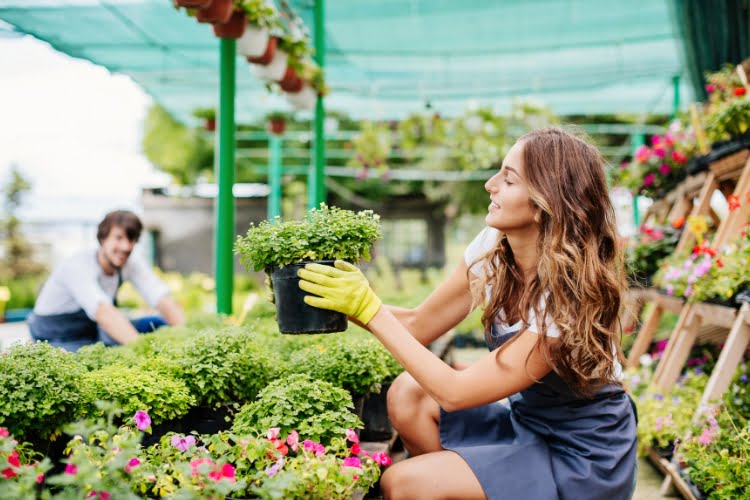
308 0 326 209
672 74 681 119
268 135 282 220
631 132 645 229
215 37 235 315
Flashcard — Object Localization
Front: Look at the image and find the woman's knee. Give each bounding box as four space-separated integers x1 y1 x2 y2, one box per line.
380 462 418 500
387 372 426 427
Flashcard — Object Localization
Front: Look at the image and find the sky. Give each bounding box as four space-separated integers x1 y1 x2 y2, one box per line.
0 32 168 223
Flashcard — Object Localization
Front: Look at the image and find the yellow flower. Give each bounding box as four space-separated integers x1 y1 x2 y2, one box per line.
687 215 709 243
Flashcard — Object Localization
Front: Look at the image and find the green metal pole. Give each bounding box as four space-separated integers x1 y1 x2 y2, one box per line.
308 0 326 209
631 132 645 229
216 37 236 315
672 74 681 119
268 135 282 220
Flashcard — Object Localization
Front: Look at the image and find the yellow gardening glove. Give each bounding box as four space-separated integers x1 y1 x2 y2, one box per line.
297 260 382 325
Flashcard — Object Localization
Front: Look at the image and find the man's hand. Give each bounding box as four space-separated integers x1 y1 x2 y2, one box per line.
297 260 382 325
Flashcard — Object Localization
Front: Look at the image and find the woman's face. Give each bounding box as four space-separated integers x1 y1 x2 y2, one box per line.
484 141 538 233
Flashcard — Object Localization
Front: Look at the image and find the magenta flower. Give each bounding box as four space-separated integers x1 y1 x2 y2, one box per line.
0 428 9 438
698 428 714 446
705 84 716 93
266 427 280 440
171 434 196 452
286 430 299 452
659 164 671 175
371 452 392 466
342 457 362 469
643 173 656 186
651 135 663 146
125 458 141 473
303 439 316 452
345 428 359 444
87 492 111 500
64 463 77 475
134 411 151 431
654 147 666 158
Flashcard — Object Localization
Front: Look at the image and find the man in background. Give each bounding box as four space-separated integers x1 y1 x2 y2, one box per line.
28 210 185 352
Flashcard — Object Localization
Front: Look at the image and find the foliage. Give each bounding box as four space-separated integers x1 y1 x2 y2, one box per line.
634 370 708 456
287 334 394 396
232 374 362 444
398 112 446 158
235 204 382 271
724 362 750 420
676 405 750 499
83 365 194 426
170 329 280 407
239 0 278 29
0 427 51 498
703 64 745 113
0 166 46 283
141 104 213 185
2 274 45 309
75 342 140 371
626 223 681 285
0 342 88 441
191 107 215 121
348 122 392 178
705 98 750 143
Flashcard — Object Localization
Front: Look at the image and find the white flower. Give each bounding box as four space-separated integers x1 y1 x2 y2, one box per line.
639 354 653 367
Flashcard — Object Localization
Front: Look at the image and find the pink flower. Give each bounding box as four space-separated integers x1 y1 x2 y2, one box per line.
350 443 361 456
190 457 213 476
654 147 666 158
635 145 651 163
698 429 714 446
651 135 663 146
87 492 110 500
342 457 362 469
171 434 196 452
125 458 141 473
0 428 9 438
345 428 359 444
266 427 280 440
705 84 716 93
36 473 44 484
371 452 392 466
286 430 299 451
643 173 656 187
209 463 236 482
134 411 151 431
303 439 317 452
659 164 671 175
64 463 77 475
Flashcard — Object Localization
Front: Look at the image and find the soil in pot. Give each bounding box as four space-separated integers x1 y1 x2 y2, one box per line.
270 260 348 334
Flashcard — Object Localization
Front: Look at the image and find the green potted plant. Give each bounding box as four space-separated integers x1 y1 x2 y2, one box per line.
231 373 363 444
192 107 216 132
348 122 392 180
235 204 381 334
265 111 288 135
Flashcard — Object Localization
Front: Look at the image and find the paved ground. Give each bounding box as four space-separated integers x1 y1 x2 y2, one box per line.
0 325 669 499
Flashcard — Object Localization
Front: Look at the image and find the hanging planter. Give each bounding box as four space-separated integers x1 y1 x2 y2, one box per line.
237 25 270 58
246 36 277 65
266 115 286 135
253 49 288 82
279 66 304 93
174 0 212 7
195 0 233 24
212 10 246 39
286 83 317 110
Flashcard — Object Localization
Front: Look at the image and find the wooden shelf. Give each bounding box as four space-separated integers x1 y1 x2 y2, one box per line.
646 447 699 500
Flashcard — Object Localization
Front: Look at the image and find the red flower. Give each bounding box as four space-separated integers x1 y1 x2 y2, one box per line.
727 194 741 212
716 258 724 268
350 443 361 456
7 451 19 468
734 87 747 96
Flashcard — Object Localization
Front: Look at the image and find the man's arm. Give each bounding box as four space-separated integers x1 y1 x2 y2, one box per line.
156 295 185 326
95 302 140 344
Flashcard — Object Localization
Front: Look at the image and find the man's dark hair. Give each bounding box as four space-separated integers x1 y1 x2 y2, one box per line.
97 210 143 243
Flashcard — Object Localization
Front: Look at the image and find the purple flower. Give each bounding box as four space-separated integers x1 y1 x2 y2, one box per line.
694 368 703 375
265 459 284 477
740 374 748 384
653 393 664 401
134 411 151 431
171 435 196 452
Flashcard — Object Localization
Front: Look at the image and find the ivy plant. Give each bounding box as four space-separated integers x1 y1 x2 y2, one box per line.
231 374 362 444
235 204 382 271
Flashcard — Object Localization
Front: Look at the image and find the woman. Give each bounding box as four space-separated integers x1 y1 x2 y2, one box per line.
298 127 638 500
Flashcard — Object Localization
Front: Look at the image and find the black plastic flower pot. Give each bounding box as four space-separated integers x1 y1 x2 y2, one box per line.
270 260 348 334
360 383 394 442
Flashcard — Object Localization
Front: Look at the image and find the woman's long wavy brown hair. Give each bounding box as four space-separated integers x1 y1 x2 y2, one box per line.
471 127 628 398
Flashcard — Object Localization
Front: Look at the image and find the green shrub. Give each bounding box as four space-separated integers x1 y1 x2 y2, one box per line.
83 366 194 425
232 374 362 444
172 329 280 407
0 342 88 440
75 342 139 371
287 335 393 396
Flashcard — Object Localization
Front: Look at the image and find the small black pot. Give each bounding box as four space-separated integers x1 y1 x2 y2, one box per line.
270 260 348 334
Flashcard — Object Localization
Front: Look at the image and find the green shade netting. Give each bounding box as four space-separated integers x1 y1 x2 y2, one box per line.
0 0 694 124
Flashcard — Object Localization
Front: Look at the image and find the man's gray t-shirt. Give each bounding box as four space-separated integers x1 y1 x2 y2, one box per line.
33 249 170 321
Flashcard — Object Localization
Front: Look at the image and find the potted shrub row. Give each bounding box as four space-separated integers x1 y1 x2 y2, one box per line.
235 204 382 334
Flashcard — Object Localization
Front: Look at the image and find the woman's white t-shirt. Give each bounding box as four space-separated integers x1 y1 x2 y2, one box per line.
464 227 623 378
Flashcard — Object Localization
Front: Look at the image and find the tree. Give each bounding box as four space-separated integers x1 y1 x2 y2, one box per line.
0 166 45 281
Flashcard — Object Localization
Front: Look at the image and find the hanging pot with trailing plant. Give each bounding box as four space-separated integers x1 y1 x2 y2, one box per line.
235 205 382 334
174 0 212 7
286 83 317 110
279 65 304 93
212 10 246 39
266 113 286 135
253 49 288 82
246 36 277 65
237 25 270 58
196 0 233 24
